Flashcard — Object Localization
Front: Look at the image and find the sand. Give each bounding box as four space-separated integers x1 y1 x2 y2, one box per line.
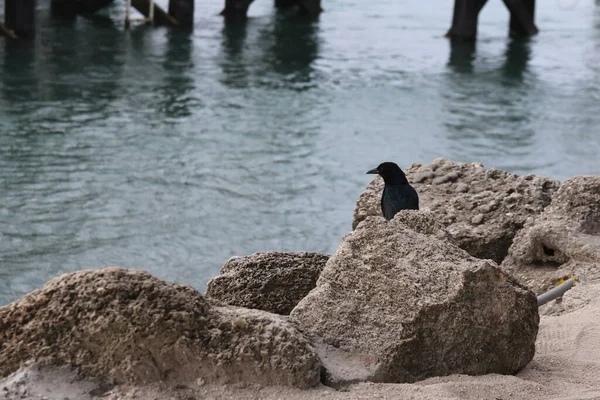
2 282 599 400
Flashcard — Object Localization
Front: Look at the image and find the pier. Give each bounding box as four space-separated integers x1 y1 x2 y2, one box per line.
1 0 537 39
1 0 323 38
1 0 193 37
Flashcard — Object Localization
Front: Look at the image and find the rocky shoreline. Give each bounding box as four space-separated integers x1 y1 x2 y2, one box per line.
2 158 600 400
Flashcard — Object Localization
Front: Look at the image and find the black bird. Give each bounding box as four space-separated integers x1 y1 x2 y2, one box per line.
366 162 419 220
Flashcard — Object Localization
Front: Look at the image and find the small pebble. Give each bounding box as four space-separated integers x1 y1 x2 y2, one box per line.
480 200 499 213
432 176 447 185
505 192 522 203
439 163 455 172
433 171 460 185
413 171 434 183
456 183 469 193
471 214 485 225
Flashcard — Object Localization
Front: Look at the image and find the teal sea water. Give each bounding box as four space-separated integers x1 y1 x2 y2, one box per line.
1 0 599 305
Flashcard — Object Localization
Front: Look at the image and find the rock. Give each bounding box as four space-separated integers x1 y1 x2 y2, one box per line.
353 175 385 230
456 182 469 193
353 158 560 263
313 340 385 388
291 217 539 385
206 252 329 315
502 176 600 294
471 214 485 226
0 267 321 388
391 210 451 241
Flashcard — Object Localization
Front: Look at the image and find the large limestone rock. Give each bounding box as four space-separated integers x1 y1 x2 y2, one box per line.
206 252 329 315
353 158 560 263
0 267 321 388
503 176 600 294
291 216 539 384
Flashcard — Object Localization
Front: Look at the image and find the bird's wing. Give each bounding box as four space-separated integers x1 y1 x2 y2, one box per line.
382 185 419 220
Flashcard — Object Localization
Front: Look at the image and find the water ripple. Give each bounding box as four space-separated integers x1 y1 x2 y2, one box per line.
1 0 600 305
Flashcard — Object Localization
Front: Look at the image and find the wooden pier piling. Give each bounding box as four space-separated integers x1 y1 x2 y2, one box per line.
168 0 194 28
4 0 36 38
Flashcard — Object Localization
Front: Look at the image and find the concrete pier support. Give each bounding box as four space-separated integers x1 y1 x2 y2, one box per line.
220 0 255 23
275 0 322 14
447 0 537 41
78 0 115 14
51 0 114 17
220 0 321 22
274 0 295 9
446 0 488 41
168 0 194 28
502 0 538 36
4 0 36 37
50 0 78 18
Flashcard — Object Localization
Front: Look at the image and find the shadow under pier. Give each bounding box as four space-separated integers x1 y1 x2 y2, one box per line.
1 0 193 39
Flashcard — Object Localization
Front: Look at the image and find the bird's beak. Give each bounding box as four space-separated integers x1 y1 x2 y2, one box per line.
366 168 379 175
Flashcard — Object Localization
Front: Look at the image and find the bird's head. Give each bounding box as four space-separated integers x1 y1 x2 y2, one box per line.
366 162 408 185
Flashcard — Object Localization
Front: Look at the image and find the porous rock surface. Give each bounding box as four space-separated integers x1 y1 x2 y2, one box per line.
206 252 329 315
291 216 539 385
353 158 560 263
390 209 451 240
0 267 321 388
503 176 600 294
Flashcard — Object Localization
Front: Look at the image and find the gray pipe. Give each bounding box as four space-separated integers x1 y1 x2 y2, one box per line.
537 278 575 307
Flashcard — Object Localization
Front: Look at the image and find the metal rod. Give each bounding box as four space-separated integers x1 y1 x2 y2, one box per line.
537 278 575 307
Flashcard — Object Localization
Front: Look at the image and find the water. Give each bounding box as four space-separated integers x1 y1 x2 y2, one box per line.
1 0 599 305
